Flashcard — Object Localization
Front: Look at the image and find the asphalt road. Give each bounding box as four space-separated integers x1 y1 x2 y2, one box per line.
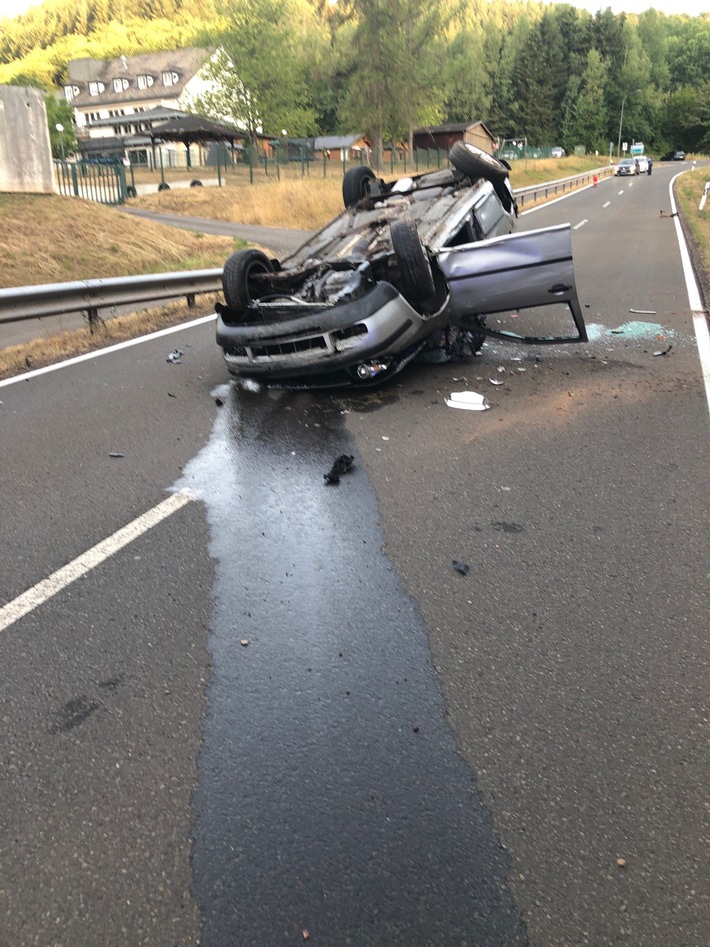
1 162 709 945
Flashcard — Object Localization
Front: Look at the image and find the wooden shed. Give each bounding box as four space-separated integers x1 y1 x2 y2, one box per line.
413 122 497 155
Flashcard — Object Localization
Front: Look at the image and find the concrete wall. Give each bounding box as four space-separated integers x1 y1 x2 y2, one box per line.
0 85 55 194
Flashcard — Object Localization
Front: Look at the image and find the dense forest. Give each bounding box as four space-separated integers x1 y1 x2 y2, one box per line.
2 0 710 158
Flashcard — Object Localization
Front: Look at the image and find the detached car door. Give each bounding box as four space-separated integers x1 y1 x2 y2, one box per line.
435 223 587 344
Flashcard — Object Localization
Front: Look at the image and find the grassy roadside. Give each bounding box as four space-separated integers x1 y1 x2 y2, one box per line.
1 156 707 381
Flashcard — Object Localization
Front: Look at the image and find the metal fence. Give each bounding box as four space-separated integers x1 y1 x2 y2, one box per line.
54 159 132 205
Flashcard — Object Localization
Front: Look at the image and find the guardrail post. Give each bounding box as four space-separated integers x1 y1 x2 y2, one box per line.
86 306 101 333
187 293 195 308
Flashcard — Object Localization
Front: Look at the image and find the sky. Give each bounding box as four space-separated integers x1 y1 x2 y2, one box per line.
0 0 708 17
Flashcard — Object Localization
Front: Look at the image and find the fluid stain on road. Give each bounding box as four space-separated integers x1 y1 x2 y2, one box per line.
175 381 527 946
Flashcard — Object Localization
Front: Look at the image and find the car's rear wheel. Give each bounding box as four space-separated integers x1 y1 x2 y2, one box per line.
449 141 508 183
449 141 516 213
342 166 376 207
389 216 436 304
222 249 274 312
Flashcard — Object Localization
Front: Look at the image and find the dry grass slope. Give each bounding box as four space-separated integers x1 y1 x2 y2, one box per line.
129 176 346 231
0 193 234 288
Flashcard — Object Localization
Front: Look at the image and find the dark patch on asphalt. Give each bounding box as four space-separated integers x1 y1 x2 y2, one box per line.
179 385 528 947
50 695 100 733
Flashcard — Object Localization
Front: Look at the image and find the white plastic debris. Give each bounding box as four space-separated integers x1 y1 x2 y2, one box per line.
445 390 490 411
166 349 183 364
489 378 504 386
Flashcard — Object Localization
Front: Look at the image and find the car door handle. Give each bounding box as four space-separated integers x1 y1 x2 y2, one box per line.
548 283 572 296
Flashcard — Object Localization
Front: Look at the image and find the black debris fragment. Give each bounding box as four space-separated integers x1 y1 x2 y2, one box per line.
324 454 355 485
215 398 224 407
452 560 470 575
166 349 183 364
652 343 673 357
492 521 525 533
108 452 124 458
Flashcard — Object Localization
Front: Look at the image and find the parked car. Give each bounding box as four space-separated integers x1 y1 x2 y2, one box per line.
660 150 685 161
550 146 565 158
215 142 588 388
615 158 639 176
634 155 649 173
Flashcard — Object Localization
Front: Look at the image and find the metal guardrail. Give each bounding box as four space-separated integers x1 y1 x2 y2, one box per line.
1 166 612 328
514 166 614 209
0 270 222 327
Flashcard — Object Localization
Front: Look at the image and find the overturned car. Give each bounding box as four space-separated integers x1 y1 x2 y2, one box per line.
215 142 587 388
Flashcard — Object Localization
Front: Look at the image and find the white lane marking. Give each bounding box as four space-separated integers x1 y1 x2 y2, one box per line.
0 314 217 389
0 490 193 633
618 189 625 195
603 201 611 208
573 219 588 230
670 171 710 421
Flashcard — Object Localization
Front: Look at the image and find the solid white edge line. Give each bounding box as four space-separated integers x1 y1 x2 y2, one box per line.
0 313 217 389
669 171 710 421
0 489 193 634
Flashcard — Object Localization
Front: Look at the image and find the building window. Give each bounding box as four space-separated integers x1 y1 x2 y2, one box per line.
64 85 80 102
137 74 154 90
88 81 105 96
162 71 179 87
113 78 130 93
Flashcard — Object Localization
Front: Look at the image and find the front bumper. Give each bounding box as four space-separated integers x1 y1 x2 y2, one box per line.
216 281 448 384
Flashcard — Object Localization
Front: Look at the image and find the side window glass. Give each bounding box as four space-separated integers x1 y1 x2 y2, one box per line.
474 192 504 237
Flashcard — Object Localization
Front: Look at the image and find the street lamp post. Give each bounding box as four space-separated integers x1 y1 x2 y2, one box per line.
617 90 641 158
55 123 65 163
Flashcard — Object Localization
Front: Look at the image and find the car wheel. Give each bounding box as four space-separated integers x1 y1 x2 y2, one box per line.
449 141 508 184
389 215 436 304
342 166 376 208
222 249 274 312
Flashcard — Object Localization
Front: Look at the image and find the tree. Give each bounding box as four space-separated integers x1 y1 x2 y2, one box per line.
341 0 447 163
191 0 318 142
563 48 608 153
45 94 77 158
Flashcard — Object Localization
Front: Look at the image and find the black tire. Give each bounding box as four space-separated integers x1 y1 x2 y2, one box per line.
157 182 170 191
449 141 508 184
190 179 203 187
389 216 435 304
222 249 274 312
342 166 376 208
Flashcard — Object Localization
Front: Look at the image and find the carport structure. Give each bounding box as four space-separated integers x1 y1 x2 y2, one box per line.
149 114 246 169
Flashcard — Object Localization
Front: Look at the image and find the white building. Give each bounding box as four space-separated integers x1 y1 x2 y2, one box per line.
63 48 218 165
